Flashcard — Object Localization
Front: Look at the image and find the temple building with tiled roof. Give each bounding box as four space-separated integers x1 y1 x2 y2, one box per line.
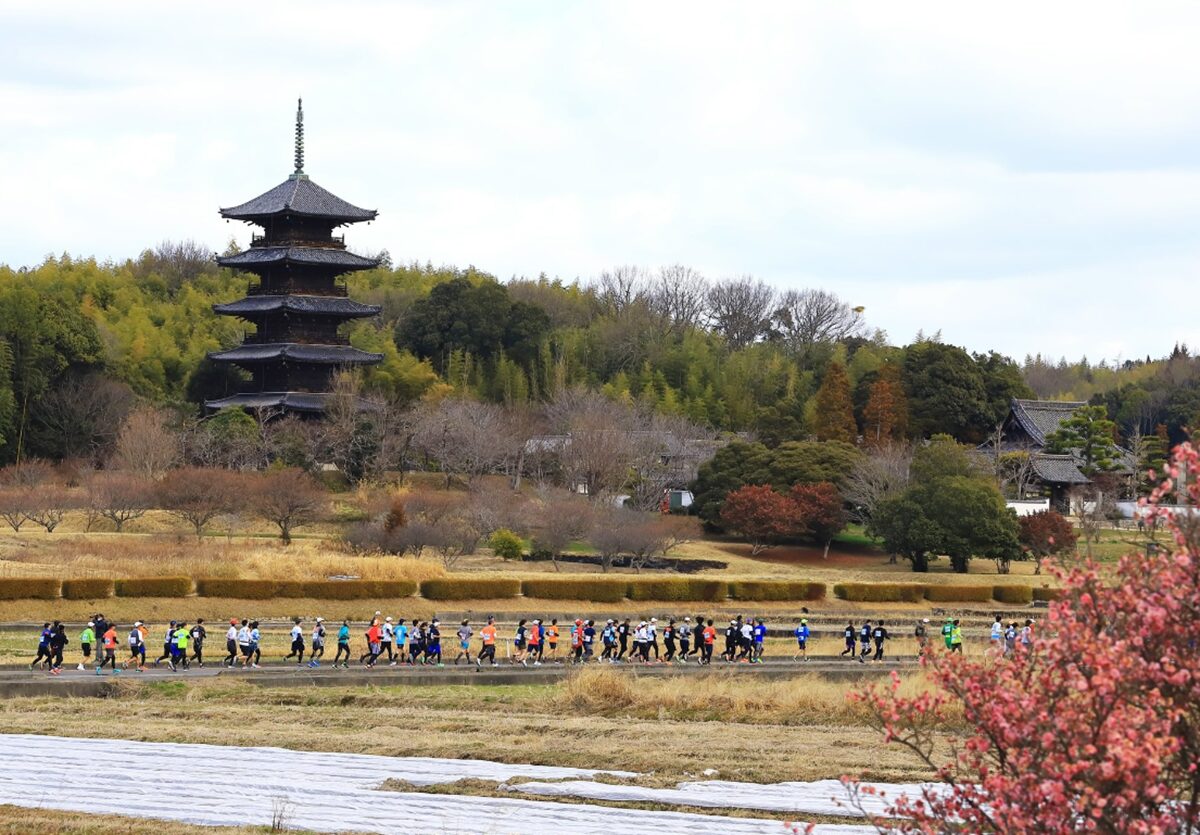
206 99 382 415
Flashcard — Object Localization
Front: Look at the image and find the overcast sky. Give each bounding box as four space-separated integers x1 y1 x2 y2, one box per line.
2 1 1199 362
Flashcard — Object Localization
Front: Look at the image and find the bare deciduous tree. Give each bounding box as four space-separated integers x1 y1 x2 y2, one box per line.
773 288 864 349
411 397 509 487
707 275 775 349
31 372 134 463
85 472 154 533
529 487 596 571
594 265 651 315
843 443 912 561
589 506 644 572
112 407 179 479
158 467 238 540
25 484 71 533
247 468 324 545
649 264 709 335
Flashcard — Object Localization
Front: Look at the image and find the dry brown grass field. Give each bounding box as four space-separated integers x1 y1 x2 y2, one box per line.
0 808 298 835
0 670 942 784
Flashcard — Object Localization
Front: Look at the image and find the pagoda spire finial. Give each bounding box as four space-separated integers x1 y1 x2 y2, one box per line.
293 97 305 175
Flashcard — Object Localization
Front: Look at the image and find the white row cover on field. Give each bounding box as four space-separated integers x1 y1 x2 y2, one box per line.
0 734 878 834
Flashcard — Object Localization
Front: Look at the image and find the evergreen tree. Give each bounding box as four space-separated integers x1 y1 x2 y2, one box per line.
862 362 907 445
1046 404 1120 475
812 361 856 443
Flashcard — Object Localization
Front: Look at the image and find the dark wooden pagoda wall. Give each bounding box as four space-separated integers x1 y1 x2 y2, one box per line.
248 316 347 345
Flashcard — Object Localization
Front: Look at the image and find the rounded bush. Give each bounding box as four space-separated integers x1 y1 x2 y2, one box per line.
1032 586 1063 602
521 578 628 603
61 578 115 600
488 529 525 561
728 581 826 602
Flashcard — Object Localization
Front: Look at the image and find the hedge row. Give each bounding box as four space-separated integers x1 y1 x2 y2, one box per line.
115 577 193 598
994 585 1034 605
61 578 115 600
627 579 728 602
0 578 61 601
727 581 826 602
834 582 927 603
520 578 629 603
1033 587 1063 602
419 578 523 600
194 579 419 600
924 584 994 603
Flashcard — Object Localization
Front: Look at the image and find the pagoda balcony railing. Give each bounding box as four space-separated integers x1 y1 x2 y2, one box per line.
246 282 349 297
241 332 351 346
250 234 345 249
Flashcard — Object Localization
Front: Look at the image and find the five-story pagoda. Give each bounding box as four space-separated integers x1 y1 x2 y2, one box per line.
205 99 383 415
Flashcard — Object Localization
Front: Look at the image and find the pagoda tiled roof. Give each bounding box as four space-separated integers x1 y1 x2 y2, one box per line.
207 344 383 365
205 391 333 414
218 246 378 271
220 175 377 223
1009 398 1086 446
213 295 380 318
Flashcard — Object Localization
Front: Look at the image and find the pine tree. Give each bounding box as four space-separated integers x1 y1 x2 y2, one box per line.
813 361 857 444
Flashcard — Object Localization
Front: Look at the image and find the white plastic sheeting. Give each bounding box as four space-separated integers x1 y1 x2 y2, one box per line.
0 734 875 835
511 777 938 817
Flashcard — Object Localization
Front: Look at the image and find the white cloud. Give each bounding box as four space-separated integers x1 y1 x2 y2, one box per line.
2 0 1200 360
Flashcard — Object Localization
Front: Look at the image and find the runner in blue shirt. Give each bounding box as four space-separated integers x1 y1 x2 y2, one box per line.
752 619 767 663
334 620 351 668
794 618 810 662
392 619 408 666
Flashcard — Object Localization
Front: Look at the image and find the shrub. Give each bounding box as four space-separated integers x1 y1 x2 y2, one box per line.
994 585 1034 605
196 579 277 600
728 581 827 602
61 578 115 600
833 582 926 603
303 580 417 600
1033 586 1063 602
626 579 729 602
420 578 521 600
488 529 525 561
924 584 995 603
273 580 308 598
114 577 192 597
522 578 629 603
0 578 61 600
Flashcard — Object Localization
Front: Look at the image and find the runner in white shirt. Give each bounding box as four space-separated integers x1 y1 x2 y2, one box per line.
285 618 306 665
381 617 395 664
223 620 239 667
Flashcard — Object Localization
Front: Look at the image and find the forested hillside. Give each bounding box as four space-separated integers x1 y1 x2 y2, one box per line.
1 241 1197 465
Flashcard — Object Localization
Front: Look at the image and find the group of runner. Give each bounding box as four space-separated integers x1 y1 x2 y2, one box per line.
29 611 1033 675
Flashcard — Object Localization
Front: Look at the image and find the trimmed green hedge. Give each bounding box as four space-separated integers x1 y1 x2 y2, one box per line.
114 577 193 597
626 579 728 602
61 578 115 600
728 581 826 602
0 578 60 600
420 578 522 600
833 582 926 603
1032 587 1063 602
924 584 994 603
521 578 629 603
993 585 1034 605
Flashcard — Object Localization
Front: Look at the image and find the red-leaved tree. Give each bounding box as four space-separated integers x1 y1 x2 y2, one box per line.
1017 508 1078 574
720 484 798 556
789 481 847 559
849 444 1200 833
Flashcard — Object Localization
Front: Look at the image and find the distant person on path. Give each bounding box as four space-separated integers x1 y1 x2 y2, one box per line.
950 619 964 654
942 617 954 649
547 619 560 662
582 619 596 662
526 620 541 664
190 620 207 668
752 619 767 663
454 619 473 665
914 618 929 659
223 620 239 667
333 620 351 668
615 619 628 661
840 622 856 659
309 618 326 668
794 618 810 661
408 622 424 664
426 620 442 666
48 623 68 674
1004 621 1017 657
31 622 52 670
363 619 382 668
700 619 716 665
381 617 395 664
390 619 405 666
663 619 677 662
859 621 872 663
872 621 888 663
601 619 616 662
77 621 94 672
155 621 177 667
123 622 145 670
1020 619 1034 651
513 619 528 666
237 620 254 668
477 616 498 667
648 618 660 660
285 618 306 666
171 621 189 671
677 617 692 662
990 615 1003 650
96 623 119 676
250 621 262 667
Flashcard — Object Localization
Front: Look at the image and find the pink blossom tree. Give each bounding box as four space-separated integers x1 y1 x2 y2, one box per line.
849 443 1200 833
